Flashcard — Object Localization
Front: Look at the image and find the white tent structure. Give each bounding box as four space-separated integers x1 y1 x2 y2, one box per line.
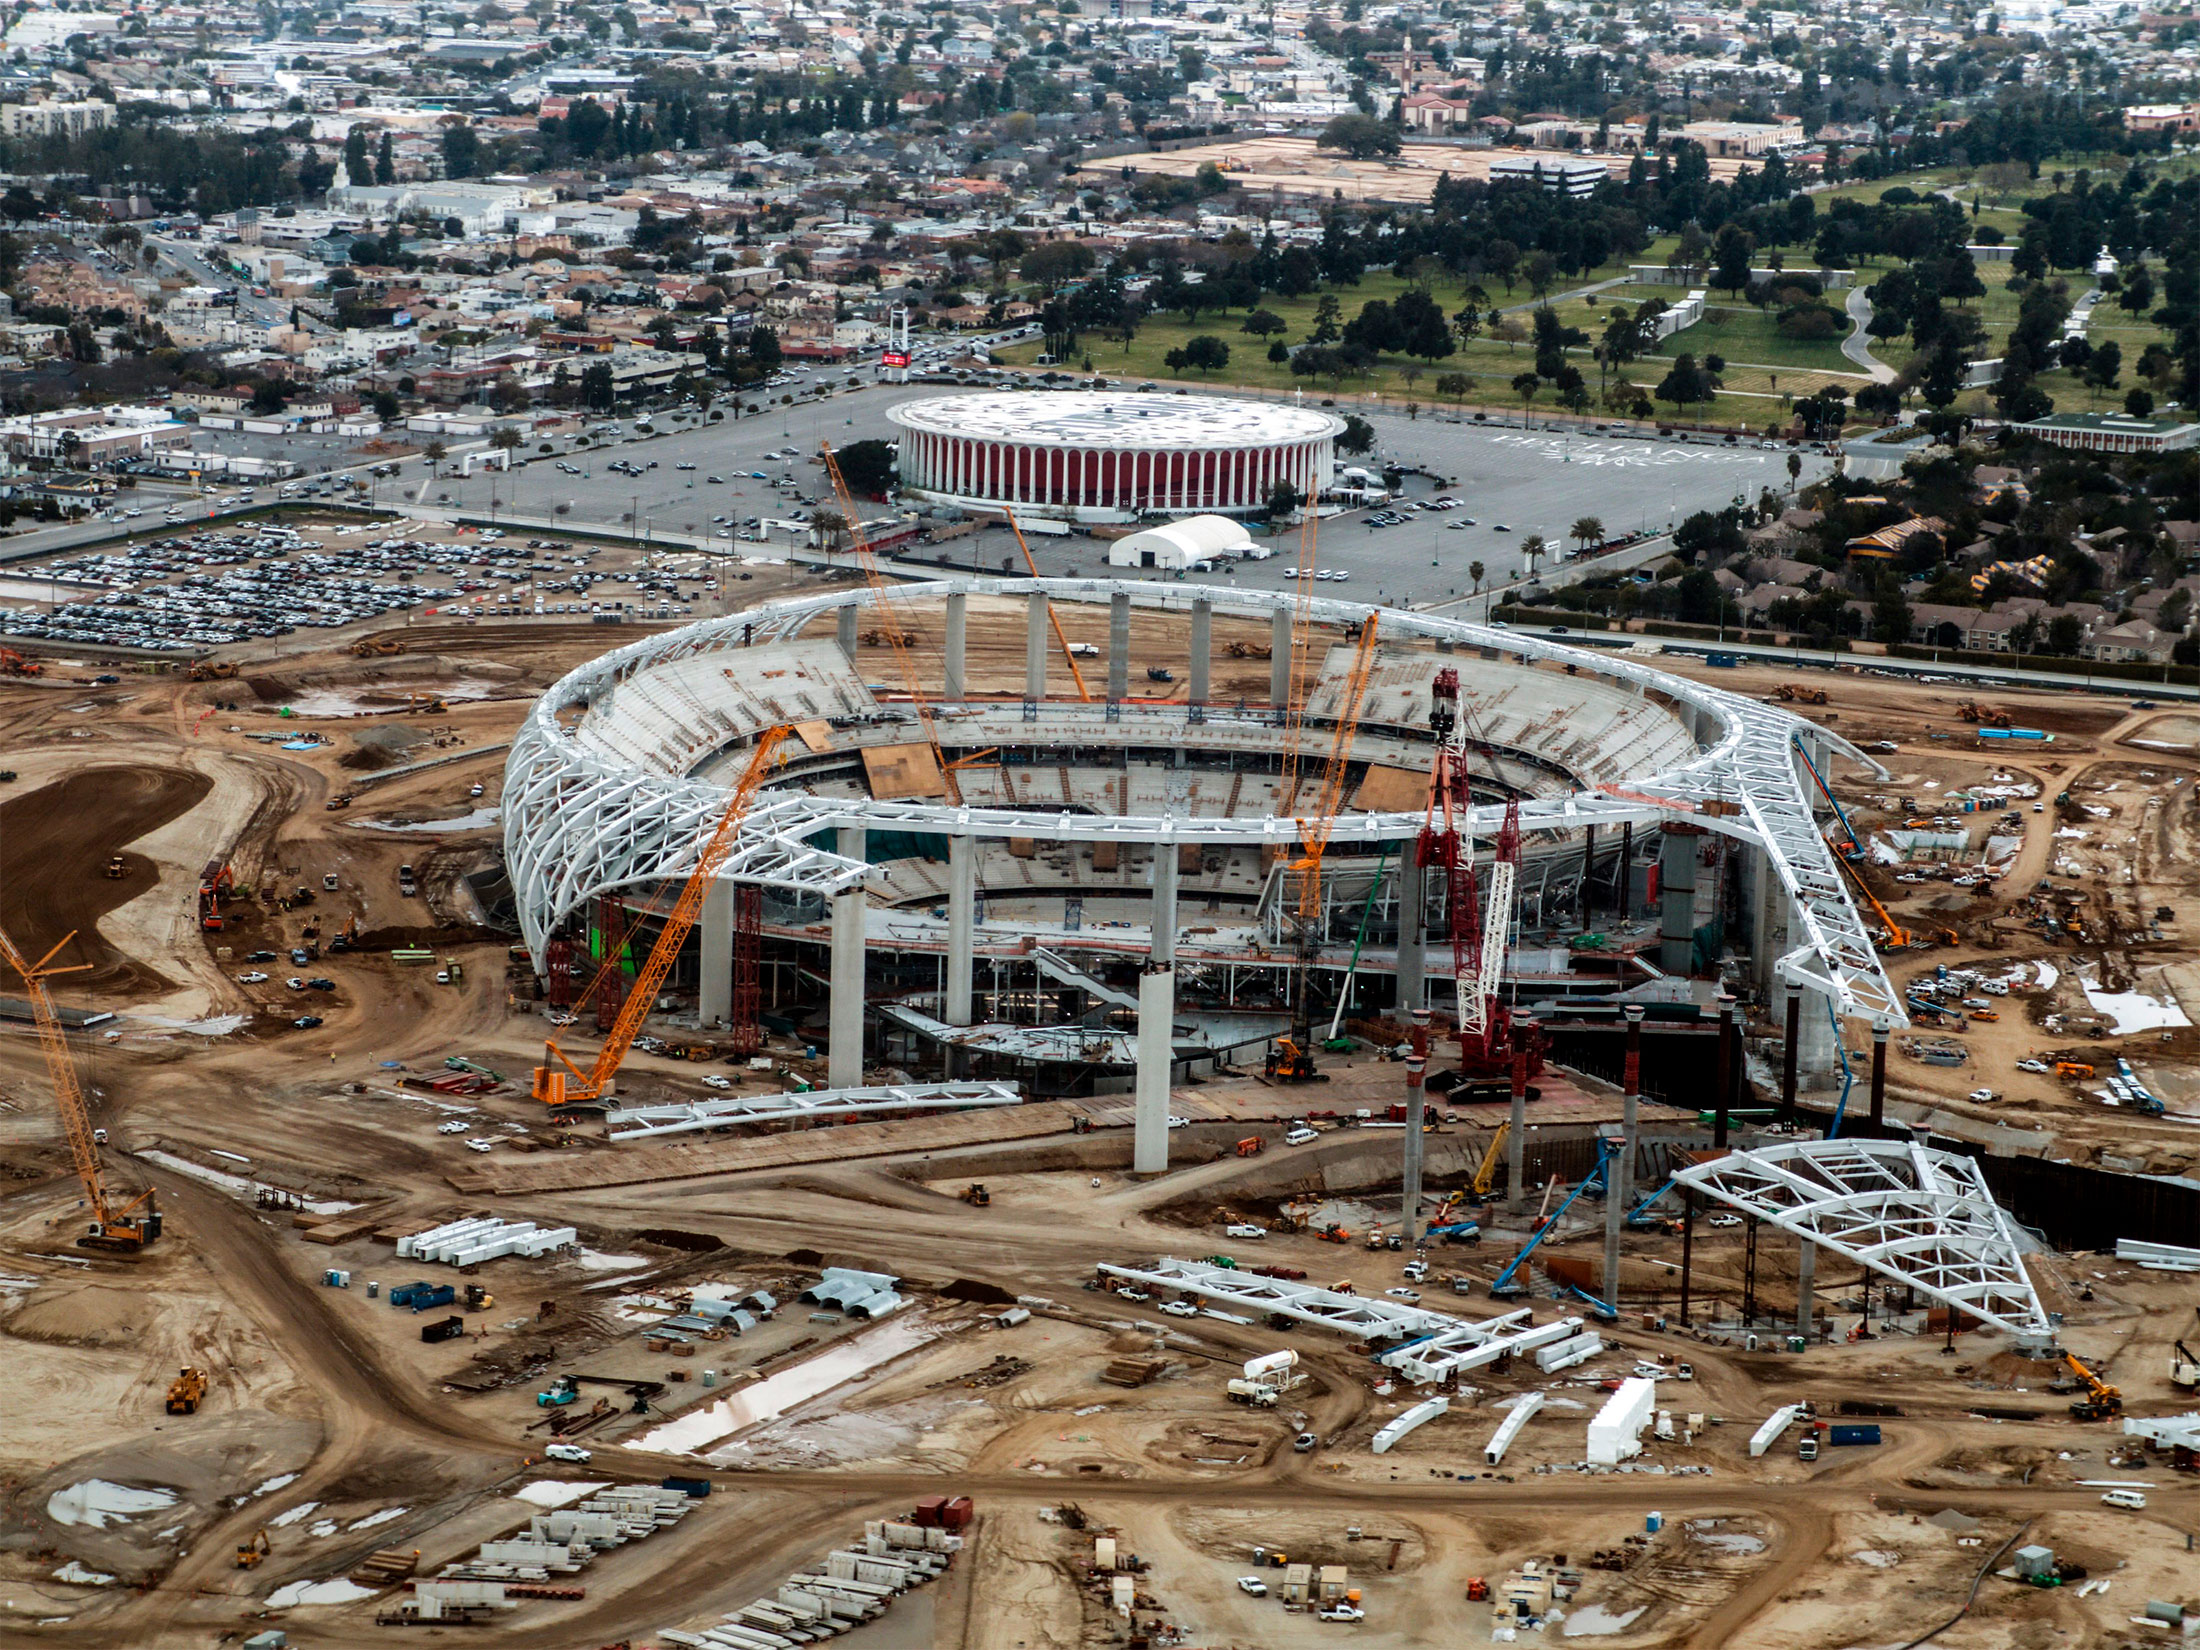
1107 514 1252 570
1670 1139 2050 1337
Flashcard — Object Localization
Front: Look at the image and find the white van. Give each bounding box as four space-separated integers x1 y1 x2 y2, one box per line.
2100 1488 2147 1510
1284 1127 1319 1147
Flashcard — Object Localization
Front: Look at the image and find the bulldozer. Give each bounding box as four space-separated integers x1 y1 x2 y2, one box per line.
166 1367 208 1415
236 1528 271 1569
103 855 128 880
959 1183 991 1207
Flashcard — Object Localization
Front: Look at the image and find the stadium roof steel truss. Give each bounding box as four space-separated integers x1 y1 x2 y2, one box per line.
503 579 1902 1026
1670 1139 2050 1336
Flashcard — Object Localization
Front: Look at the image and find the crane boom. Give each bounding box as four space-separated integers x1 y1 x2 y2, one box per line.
0 921 159 1248
1274 509 1323 815
1002 509 1092 702
1293 613 1380 913
533 729 790 1106
820 443 959 803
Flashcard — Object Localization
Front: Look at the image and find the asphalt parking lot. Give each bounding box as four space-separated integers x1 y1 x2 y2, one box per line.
422 383 1828 610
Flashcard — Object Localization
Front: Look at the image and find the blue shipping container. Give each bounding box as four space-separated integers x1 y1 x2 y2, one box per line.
1827 1423 1882 1446
409 1284 456 1313
662 1476 713 1498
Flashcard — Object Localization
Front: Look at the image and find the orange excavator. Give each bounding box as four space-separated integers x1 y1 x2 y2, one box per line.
0 646 43 677
0 920 161 1249
530 728 789 1107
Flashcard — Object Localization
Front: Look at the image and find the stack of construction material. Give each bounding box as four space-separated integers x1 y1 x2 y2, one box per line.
397 1216 579 1266
349 1548 420 1589
657 1507 963 1650
1101 1355 1165 1388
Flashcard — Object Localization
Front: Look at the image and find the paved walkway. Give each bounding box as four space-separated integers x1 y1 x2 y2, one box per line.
1843 286 1897 383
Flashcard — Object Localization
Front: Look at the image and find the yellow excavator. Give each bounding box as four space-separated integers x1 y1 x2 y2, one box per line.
236 1528 271 1569
0 921 162 1250
2064 1350 2122 1421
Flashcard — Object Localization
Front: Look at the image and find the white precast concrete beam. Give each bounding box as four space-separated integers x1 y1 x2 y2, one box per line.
1485 1393 1545 1465
1372 1396 1450 1454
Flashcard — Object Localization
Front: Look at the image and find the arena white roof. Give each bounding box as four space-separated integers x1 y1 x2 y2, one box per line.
887 391 1343 449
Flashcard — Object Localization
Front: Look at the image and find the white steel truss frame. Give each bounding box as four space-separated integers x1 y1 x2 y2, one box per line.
604 1080 1024 1141
1095 1257 1584 1385
1670 1139 2050 1336
502 580 1901 1026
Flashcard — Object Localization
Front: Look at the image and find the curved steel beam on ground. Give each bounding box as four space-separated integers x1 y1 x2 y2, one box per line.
504 580 1901 1025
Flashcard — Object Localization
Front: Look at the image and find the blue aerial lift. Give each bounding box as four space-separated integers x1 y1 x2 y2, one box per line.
1488 1136 1622 1300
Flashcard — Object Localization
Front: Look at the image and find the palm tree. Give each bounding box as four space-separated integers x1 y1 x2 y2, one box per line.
1570 516 1604 555
422 439 448 475
1521 535 1548 580
1469 559 1485 596
1511 371 1541 423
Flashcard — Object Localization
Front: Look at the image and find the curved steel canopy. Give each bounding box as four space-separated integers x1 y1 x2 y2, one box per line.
502 579 1903 1027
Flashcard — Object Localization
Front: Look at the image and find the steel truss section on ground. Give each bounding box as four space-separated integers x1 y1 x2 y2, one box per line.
603 1080 1025 1141
1669 1139 2050 1336
1095 1258 1584 1385
503 580 1901 1027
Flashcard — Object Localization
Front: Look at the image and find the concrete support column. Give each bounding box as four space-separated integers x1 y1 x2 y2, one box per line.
1270 607 1292 707
1794 950 1838 1085
1189 598 1212 705
698 876 733 1028
1506 1020 1535 1214
1603 1005 1643 1317
836 602 859 660
1748 845 1781 996
1025 591 1048 701
1764 978 1794 1117
1795 1238 1816 1340
1714 996 1737 1149
1133 963 1175 1175
1151 845 1179 967
945 834 975 1026
1108 588 1130 703
1658 824 1701 976
1869 1017 1890 1131
1395 837 1426 1018
1401 1007 1430 1245
943 591 967 702
828 828 868 1090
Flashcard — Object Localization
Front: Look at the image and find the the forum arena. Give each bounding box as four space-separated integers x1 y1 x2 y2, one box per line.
888 391 1343 522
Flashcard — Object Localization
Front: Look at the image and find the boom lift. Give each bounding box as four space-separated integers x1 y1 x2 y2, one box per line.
530 729 789 1107
821 443 959 804
1471 1122 1510 1198
0 920 162 1251
1489 1136 1620 1299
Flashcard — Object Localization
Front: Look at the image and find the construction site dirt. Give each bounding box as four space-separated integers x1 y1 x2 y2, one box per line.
0 550 2195 1650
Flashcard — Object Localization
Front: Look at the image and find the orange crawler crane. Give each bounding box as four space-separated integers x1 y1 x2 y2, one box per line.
531 728 790 1107
0 920 162 1250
